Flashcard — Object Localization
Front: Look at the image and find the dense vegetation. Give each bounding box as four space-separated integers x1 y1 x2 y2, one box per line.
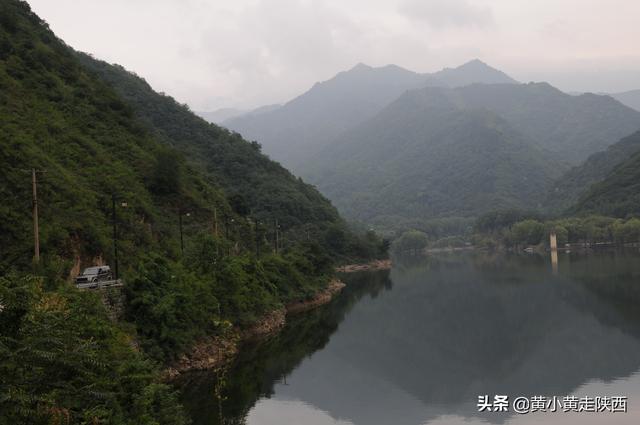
301 81 640 228
0 1 386 422
0 273 188 424
472 211 640 249
306 90 566 222
74 53 340 233
546 130 640 212
569 147 640 218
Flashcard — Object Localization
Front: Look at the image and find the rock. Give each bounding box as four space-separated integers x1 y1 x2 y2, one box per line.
336 259 392 273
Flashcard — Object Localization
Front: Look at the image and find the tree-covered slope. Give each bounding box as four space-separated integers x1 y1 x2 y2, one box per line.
430 83 640 165
569 148 640 218
0 1 387 420
74 52 341 232
224 60 518 171
546 130 640 212
305 87 564 223
0 0 231 271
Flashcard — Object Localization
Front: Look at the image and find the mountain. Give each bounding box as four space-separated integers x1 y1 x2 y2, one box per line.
224 63 426 168
416 83 640 165
547 130 640 212
1 0 387 273
1 1 231 270
0 1 387 421
224 60 518 170
197 107 246 124
428 59 517 86
302 82 640 224
304 86 565 223
610 89 640 112
75 54 344 233
570 142 640 218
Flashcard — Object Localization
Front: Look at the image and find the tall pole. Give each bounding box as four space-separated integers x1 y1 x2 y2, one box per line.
179 211 184 256
275 219 279 255
255 218 260 259
213 208 219 237
32 169 40 264
112 194 119 280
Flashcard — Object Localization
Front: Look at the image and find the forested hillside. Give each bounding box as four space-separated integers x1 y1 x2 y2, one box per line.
569 148 640 218
547 130 640 212
74 53 350 235
0 1 384 422
300 81 640 228
224 60 517 171
305 87 564 225
417 82 640 165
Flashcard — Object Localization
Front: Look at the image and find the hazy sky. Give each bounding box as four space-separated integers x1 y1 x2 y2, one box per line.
28 0 640 111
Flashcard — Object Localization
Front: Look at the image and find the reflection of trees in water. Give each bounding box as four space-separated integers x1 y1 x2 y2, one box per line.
178 251 640 425
560 249 640 337
176 270 392 425
271 251 640 425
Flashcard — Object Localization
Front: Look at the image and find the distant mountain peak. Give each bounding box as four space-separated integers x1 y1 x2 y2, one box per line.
433 59 518 86
350 62 373 72
459 58 487 67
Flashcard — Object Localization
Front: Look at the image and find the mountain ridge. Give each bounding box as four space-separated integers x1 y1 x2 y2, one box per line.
303 85 565 224
223 59 518 170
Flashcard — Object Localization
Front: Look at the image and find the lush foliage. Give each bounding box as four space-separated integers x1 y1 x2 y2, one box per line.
569 147 640 218
73 51 386 264
304 88 571 224
0 1 387 422
473 213 640 248
0 273 188 424
392 230 429 254
546 130 640 212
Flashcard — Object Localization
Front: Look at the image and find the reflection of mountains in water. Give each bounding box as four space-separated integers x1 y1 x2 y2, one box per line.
177 270 394 425
268 251 640 425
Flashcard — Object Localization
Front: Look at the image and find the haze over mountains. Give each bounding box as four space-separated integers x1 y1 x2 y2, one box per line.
610 89 640 112
223 59 517 170
547 131 640 212
568 130 640 218
221 60 640 225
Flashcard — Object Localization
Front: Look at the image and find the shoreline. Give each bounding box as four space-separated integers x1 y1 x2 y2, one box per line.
336 259 392 273
164 278 346 379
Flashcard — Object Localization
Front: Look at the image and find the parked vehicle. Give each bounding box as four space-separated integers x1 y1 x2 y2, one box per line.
75 266 113 285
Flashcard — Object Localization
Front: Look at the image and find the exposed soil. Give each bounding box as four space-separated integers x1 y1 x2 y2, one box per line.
336 259 392 273
164 279 346 379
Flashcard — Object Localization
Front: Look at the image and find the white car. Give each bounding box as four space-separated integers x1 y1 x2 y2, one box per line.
75 266 113 285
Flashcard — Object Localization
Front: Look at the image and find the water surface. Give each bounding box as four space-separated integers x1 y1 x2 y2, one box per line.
179 250 640 424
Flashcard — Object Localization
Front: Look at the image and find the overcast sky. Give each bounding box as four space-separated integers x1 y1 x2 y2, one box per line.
28 0 640 111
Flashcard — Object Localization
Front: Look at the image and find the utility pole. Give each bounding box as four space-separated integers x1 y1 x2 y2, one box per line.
179 210 184 256
112 194 119 280
213 208 219 237
32 169 40 264
274 219 280 255
255 218 261 259
178 210 190 256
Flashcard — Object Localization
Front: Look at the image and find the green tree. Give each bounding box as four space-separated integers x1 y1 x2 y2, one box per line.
394 230 429 254
510 220 545 246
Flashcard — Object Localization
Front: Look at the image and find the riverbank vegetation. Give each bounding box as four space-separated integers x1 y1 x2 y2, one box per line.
0 2 386 423
472 210 640 250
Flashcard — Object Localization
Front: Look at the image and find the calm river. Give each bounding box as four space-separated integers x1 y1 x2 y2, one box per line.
178 249 640 425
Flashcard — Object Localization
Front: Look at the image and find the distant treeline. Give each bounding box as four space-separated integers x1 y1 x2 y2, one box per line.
391 209 640 254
